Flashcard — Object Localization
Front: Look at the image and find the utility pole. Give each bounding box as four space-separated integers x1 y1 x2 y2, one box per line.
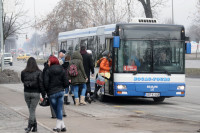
172 0 174 24
0 0 4 71
34 0 38 59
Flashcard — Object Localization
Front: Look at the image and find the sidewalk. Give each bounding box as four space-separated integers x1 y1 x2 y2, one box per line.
0 84 199 133
0 102 51 133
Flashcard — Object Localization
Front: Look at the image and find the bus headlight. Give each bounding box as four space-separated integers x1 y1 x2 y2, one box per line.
177 86 185 90
117 85 127 89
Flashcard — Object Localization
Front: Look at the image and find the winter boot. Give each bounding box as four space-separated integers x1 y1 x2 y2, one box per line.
75 98 79 106
24 122 30 131
25 122 34 133
64 96 70 105
53 119 62 132
61 120 67 132
87 93 92 104
72 95 75 105
80 96 87 105
31 121 37 132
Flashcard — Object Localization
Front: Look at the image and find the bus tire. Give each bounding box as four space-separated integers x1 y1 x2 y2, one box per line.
99 94 107 102
153 97 165 103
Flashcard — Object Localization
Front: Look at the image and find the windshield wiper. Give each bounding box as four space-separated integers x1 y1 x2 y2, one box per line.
133 71 138 75
161 66 171 76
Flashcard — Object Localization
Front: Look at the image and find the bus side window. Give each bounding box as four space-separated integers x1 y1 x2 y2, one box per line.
80 38 88 47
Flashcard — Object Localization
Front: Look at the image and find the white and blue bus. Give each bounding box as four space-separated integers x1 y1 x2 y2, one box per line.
58 19 185 102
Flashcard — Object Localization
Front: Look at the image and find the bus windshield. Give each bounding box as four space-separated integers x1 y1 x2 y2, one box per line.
115 40 184 74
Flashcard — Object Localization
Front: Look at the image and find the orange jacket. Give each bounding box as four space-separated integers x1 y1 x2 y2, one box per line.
99 57 112 73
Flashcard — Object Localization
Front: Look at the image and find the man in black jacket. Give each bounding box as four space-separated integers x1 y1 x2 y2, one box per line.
80 45 94 103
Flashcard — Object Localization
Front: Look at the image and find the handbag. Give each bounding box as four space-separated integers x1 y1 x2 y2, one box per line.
39 97 50 107
96 74 105 86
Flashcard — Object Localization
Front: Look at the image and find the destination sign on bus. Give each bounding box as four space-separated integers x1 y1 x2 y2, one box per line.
123 66 137 71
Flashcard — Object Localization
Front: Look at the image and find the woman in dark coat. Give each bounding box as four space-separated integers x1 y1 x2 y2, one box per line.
43 59 67 118
68 51 88 105
21 57 45 133
44 56 68 132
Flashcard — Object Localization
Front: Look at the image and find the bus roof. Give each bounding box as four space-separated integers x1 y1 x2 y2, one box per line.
58 24 116 41
58 23 184 41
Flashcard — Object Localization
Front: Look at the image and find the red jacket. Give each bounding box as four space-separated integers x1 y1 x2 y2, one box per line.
99 57 112 73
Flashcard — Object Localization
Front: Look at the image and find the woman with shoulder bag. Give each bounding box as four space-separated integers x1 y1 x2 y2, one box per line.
21 57 45 133
92 50 112 99
44 56 69 132
42 58 67 118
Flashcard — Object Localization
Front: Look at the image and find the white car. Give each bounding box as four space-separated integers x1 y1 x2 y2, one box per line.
4 53 13 66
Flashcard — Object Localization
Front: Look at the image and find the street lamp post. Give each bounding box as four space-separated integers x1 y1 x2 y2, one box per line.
0 0 4 71
172 0 174 24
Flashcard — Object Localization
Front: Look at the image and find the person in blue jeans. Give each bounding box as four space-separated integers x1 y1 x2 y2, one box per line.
68 51 88 106
62 54 72 105
44 56 68 132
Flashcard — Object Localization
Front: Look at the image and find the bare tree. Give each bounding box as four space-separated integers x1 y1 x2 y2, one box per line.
3 0 29 41
88 0 127 25
138 0 153 18
188 0 200 41
37 0 90 45
187 25 200 42
138 0 166 18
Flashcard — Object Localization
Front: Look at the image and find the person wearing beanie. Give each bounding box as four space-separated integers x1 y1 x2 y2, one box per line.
58 49 66 65
92 50 112 99
44 56 68 132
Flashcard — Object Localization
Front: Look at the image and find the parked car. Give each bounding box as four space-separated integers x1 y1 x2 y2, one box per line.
17 53 31 61
4 53 13 66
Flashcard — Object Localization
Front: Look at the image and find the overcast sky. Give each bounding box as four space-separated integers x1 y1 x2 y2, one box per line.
17 0 198 46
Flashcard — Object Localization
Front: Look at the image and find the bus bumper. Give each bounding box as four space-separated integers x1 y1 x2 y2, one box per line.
114 82 185 97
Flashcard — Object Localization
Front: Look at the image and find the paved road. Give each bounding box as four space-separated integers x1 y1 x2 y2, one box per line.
0 83 199 133
2 59 200 132
185 60 200 68
5 60 44 74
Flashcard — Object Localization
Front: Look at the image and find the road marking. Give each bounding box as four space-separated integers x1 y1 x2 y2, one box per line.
113 106 123 108
133 110 145 114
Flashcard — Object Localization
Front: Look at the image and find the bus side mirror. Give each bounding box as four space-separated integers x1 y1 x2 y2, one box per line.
113 36 120 48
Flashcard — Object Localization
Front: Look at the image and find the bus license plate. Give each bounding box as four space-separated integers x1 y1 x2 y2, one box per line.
145 93 160 97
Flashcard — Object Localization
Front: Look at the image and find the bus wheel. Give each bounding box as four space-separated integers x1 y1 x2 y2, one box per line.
99 94 106 102
153 97 165 103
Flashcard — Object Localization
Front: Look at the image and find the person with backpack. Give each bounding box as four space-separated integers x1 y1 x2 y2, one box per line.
21 57 45 133
80 45 94 103
44 56 68 132
68 51 88 106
